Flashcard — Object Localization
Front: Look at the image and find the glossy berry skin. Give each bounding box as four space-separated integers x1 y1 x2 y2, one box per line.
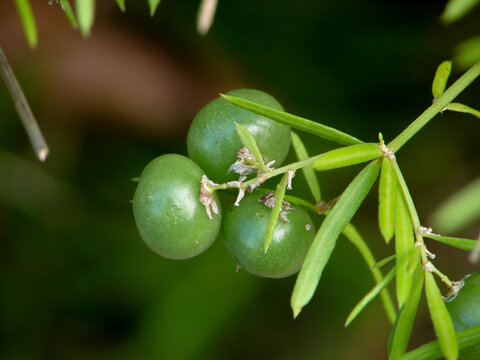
187 89 291 184
133 154 221 260
222 193 315 278
446 272 480 360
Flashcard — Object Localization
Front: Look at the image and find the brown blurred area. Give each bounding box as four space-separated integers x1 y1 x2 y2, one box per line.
0 0 242 139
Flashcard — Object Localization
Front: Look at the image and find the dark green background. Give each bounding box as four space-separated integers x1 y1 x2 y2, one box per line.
1 1 480 359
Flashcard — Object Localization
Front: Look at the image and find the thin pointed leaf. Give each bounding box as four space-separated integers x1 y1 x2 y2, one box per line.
440 0 480 24
389 265 424 359
115 0 126 12
342 224 396 324
424 233 479 251
291 131 321 202
291 161 380 318
395 186 415 309
148 0 161 16
197 0 218 35
345 266 396 327
446 102 480 118
235 122 267 170
221 94 363 146
431 177 480 233
379 158 397 243
398 324 480 360
264 174 288 253
424 271 458 360
76 0 95 37
58 0 77 28
432 61 452 98
14 0 38 49
313 143 382 171
371 254 396 269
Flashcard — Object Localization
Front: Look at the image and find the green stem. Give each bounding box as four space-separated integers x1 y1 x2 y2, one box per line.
388 61 480 153
211 154 321 192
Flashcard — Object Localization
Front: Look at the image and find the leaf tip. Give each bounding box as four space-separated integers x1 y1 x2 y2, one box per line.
292 306 302 319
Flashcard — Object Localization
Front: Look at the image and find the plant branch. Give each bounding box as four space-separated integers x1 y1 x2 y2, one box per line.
388 61 480 152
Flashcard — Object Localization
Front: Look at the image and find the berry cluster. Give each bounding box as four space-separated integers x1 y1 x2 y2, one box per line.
132 89 314 278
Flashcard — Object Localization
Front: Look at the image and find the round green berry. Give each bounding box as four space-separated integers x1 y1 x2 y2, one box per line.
133 154 221 259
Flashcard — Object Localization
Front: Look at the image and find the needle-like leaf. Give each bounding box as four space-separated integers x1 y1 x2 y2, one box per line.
378 158 397 243
424 270 458 360
115 0 126 12
398 324 480 360
313 143 382 171
235 122 267 171
432 61 452 98
75 0 95 37
221 94 363 146
264 174 289 253
148 0 161 16
371 254 396 269
291 161 380 318
345 266 396 327
58 0 78 28
395 187 415 309
14 0 38 49
388 265 424 359
423 233 479 251
446 102 480 118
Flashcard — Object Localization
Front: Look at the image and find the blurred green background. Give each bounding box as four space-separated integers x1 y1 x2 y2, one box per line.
1 1 480 359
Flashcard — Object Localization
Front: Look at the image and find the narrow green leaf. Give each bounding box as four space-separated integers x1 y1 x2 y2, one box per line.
424 271 458 360
379 158 397 243
264 174 288 253
446 102 480 118
221 94 363 146
313 143 382 171
423 233 479 251
389 266 424 359
148 0 161 16
440 0 480 24
345 266 396 327
235 122 267 170
291 161 381 318
395 187 415 309
432 61 452 98
398 324 480 360
58 0 78 28
371 254 396 269
14 0 38 49
75 0 95 37
291 131 321 202
115 0 126 12
342 224 396 324
431 177 480 233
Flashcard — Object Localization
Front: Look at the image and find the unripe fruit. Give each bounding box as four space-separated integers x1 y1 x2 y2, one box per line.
187 89 291 184
222 192 315 278
133 154 222 259
446 272 480 360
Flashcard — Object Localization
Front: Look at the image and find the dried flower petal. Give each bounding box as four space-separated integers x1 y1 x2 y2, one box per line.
199 175 219 220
